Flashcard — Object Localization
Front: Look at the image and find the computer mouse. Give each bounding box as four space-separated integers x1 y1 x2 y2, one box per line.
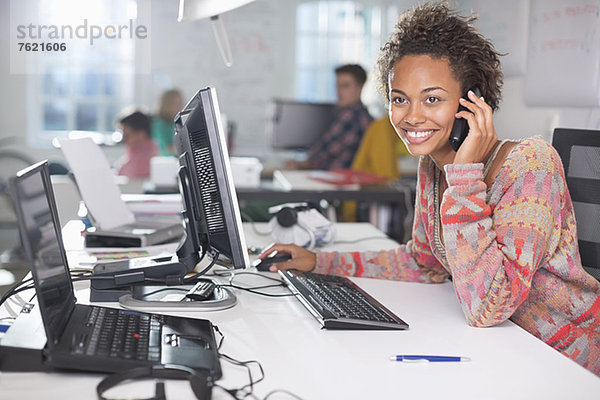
252 253 292 271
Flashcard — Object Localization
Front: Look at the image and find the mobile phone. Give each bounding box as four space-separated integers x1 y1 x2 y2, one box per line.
449 87 482 151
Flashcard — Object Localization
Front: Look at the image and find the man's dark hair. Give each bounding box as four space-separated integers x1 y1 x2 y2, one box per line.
335 64 367 86
119 110 151 137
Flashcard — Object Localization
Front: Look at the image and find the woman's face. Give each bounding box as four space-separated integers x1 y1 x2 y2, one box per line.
388 55 462 162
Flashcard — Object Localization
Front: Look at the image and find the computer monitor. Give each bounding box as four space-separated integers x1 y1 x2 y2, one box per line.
174 87 249 270
87 87 248 301
268 99 336 150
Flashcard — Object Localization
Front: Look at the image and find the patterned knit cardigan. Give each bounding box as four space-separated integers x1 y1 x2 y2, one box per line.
314 137 600 375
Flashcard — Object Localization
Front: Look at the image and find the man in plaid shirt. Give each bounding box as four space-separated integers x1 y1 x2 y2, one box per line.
303 65 373 170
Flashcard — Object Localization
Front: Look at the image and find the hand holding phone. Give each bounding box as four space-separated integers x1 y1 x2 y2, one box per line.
448 87 482 152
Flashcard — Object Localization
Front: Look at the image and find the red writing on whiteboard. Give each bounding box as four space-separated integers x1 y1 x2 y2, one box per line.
541 39 579 52
565 5 597 17
541 4 598 23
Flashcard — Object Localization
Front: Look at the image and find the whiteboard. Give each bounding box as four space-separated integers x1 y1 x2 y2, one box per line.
524 0 600 107
457 0 529 77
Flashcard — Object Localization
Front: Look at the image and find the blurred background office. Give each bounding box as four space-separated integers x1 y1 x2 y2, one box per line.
4 0 600 168
7 0 599 169
2 0 600 290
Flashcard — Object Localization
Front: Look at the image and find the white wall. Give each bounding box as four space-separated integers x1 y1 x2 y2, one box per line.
142 0 298 165
0 0 580 169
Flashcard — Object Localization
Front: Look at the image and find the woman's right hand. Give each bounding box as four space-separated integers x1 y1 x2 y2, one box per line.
257 243 317 272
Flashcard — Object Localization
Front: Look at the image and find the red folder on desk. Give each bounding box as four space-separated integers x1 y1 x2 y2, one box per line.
307 169 388 186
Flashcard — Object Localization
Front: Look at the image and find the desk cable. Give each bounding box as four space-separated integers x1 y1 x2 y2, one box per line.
0 267 295 308
125 268 297 301
95 323 305 400
1 270 305 399
211 325 305 400
240 210 273 236
0 270 152 309
0 276 36 308
208 269 298 298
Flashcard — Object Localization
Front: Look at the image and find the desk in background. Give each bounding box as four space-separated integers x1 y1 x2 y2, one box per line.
144 169 417 243
237 170 417 243
1 222 598 399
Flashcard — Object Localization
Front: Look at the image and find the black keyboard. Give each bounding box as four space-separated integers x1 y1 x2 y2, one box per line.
279 270 409 330
83 307 162 361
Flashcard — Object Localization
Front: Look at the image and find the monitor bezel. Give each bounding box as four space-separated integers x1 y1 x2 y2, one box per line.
9 160 76 347
174 87 249 270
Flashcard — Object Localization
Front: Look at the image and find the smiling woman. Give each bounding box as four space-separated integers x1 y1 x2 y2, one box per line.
260 2 600 376
387 55 464 164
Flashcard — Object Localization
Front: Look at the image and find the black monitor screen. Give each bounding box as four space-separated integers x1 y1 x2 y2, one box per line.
174 87 249 269
9 161 75 346
268 99 336 150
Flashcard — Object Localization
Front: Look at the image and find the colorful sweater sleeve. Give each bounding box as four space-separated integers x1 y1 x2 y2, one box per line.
313 178 449 283
440 146 561 327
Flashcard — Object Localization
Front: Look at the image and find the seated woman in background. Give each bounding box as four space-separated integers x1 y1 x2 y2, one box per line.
152 89 184 156
260 3 600 375
115 110 158 179
350 115 403 180
341 115 408 221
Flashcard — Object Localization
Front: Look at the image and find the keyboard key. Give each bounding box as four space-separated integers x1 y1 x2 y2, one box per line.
83 306 161 361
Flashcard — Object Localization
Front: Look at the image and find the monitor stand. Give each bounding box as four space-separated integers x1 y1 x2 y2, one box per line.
88 255 193 302
117 277 237 312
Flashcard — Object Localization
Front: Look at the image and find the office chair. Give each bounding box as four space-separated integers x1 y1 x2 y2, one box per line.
552 128 600 281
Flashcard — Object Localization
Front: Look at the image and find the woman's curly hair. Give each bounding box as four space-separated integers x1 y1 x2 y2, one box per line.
376 2 504 111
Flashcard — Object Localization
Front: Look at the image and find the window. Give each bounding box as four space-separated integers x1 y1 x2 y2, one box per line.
295 1 383 106
38 67 133 138
18 0 145 147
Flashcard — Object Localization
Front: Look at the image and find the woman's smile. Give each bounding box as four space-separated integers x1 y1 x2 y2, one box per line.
402 128 438 144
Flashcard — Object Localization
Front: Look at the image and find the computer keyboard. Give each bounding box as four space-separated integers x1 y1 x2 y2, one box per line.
279 270 409 330
83 307 162 361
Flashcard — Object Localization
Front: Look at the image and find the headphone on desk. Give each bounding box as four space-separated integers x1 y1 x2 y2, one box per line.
96 364 213 400
268 203 335 250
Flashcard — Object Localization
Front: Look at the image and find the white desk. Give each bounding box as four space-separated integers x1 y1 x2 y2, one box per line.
1 223 599 399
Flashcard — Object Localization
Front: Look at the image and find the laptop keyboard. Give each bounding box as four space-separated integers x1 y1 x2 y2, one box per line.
280 271 409 330
83 307 163 361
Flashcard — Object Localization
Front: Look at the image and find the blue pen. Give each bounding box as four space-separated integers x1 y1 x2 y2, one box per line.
390 355 471 362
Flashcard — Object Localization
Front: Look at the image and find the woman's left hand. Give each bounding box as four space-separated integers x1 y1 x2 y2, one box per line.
453 90 498 165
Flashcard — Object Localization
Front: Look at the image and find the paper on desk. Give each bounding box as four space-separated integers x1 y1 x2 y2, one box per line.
66 242 179 269
59 137 134 230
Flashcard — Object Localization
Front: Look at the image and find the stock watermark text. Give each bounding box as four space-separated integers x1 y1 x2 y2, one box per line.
16 19 147 46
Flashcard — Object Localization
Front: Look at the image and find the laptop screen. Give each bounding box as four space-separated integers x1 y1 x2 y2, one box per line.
10 161 75 346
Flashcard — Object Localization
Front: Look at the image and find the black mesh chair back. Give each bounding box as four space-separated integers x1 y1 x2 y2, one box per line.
552 128 600 280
